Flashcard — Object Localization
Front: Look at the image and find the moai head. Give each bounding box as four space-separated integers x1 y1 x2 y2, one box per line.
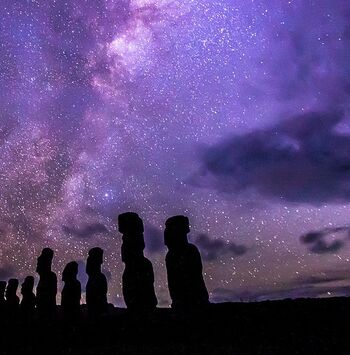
118 212 144 235
21 276 34 295
62 261 79 282
36 248 54 276
86 247 104 276
164 215 190 250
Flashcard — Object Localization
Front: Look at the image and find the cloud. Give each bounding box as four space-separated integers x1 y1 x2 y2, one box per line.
62 223 108 239
144 225 165 253
103 268 112 281
212 266 350 302
300 225 350 254
76 260 88 291
296 274 349 286
195 233 248 261
0 264 15 280
193 111 350 204
211 284 350 303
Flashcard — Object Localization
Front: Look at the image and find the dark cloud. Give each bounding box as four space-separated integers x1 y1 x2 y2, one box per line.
144 225 165 253
300 225 350 254
211 287 301 303
62 223 108 239
195 233 248 261
296 274 349 286
211 265 350 303
211 284 350 303
194 111 350 204
309 240 344 254
212 267 350 302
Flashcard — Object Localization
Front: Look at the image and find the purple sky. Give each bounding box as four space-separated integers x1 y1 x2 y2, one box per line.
1 0 350 306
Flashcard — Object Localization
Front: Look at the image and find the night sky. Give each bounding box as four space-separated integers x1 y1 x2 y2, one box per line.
1 0 350 306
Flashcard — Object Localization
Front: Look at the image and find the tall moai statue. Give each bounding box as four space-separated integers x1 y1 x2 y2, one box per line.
61 261 81 319
164 215 209 310
5 279 20 315
36 248 57 317
86 247 108 317
118 212 157 312
0 281 6 313
20 276 36 318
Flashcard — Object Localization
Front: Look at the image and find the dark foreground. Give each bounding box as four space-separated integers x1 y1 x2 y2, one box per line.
1 297 349 355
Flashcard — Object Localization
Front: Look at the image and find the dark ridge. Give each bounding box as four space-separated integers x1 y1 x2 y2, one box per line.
0 298 349 355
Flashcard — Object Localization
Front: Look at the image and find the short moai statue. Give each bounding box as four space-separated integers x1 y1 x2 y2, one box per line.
86 248 108 317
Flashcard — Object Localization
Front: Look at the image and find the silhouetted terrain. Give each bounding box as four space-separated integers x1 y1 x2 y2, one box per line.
0 221 347 355
0 297 349 355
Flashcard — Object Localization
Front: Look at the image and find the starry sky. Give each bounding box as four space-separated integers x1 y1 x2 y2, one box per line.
1 0 350 306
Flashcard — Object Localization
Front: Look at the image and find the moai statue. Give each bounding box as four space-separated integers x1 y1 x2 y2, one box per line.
20 276 36 318
164 215 209 310
36 248 57 317
118 212 157 312
6 279 20 316
0 281 6 312
61 261 81 319
86 248 108 317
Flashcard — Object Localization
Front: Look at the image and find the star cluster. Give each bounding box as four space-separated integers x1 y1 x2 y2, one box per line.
1 0 350 306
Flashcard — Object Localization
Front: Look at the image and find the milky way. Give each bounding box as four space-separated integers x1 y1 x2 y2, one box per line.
1 0 350 306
